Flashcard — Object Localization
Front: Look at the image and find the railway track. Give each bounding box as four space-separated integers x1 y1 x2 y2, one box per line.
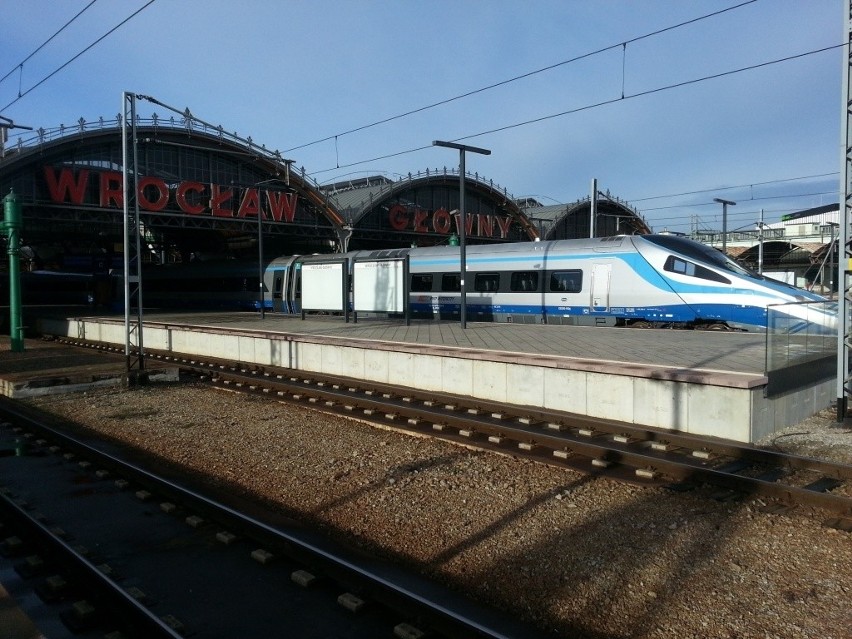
52 337 852 530
134 344 852 529
0 397 544 638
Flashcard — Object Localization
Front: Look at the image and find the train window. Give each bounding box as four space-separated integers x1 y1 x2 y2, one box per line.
474 272 500 292
441 273 461 292
668 257 694 276
411 274 433 292
664 256 731 284
645 235 754 277
510 271 539 292
549 270 583 293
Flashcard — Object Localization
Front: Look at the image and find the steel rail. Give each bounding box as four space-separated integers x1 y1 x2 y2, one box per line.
51 338 852 520
206 365 852 517
0 482 184 638
144 345 852 476
0 396 535 639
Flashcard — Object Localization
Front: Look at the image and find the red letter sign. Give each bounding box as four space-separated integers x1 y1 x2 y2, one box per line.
388 204 409 231
44 166 89 204
176 181 205 214
266 191 298 222
99 171 123 208
210 185 234 217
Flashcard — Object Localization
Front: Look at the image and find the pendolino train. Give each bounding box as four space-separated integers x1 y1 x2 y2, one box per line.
260 234 835 333
32 234 832 333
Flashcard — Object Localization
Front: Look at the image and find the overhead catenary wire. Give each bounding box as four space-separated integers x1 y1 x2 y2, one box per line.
627 172 839 203
0 0 99 88
640 189 839 213
0 0 157 112
0 0 830 232
313 42 841 176
284 0 759 154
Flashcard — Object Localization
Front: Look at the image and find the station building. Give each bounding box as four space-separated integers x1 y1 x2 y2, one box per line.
691 204 839 293
0 116 649 274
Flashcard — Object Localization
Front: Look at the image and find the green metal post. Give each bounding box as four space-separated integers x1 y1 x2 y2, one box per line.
2 189 24 352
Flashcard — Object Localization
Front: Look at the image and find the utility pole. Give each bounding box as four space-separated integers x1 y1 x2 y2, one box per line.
714 198 736 255
590 178 598 239
432 141 491 329
122 91 145 381
837 0 852 421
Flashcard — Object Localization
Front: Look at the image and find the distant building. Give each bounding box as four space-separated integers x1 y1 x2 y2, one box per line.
0 116 650 272
691 204 839 292
518 193 650 240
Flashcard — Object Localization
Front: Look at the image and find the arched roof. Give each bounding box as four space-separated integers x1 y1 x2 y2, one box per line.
0 117 349 259
736 240 828 269
323 169 539 248
1 116 646 261
520 193 651 240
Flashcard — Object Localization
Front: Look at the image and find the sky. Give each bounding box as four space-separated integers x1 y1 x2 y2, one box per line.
0 0 843 235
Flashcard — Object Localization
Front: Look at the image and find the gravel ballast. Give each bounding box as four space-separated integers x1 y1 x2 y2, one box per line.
23 383 852 639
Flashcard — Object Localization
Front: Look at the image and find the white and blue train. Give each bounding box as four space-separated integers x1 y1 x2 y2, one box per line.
262 234 836 332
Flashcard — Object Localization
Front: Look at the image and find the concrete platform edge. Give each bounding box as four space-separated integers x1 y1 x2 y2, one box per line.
38 316 833 444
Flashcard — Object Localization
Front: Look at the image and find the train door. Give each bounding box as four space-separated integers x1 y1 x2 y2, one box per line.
590 262 611 312
270 268 287 312
284 259 303 314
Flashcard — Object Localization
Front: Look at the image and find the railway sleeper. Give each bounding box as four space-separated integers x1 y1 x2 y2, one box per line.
36 573 70 602
802 477 843 493
635 467 658 480
394 622 428 639
710 489 744 503
338 592 367 613
823 516 852 532
60 599 99 633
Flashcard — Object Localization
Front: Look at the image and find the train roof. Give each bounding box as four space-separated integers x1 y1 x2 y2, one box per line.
408 236 633 257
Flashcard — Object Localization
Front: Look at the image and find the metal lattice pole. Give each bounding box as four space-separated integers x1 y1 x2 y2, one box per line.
122 92 145 379
838 1 852 420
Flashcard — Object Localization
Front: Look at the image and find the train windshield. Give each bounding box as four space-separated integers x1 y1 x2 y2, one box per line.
643 235 756 278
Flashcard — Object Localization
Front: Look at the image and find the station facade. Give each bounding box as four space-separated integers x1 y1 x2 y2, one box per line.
0 117 649 273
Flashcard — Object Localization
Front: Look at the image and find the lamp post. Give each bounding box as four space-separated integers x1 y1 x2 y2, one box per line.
713 198 736 255
257 196 265 319
254 166 292 319
432 140 491 329
1 190 24 352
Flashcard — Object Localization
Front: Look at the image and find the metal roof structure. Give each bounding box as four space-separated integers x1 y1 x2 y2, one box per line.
520 192 651 240
0 113 650 269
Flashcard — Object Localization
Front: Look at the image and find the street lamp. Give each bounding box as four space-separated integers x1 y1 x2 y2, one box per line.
432 140 491 329
254 167 292 319
713 198 736 255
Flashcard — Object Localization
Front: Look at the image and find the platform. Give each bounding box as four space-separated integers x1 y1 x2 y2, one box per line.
29 311 834 444
0 336 179 398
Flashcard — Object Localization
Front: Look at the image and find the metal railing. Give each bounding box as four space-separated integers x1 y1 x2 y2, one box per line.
326 166 517 224
0 113 330 192
1 116 520 226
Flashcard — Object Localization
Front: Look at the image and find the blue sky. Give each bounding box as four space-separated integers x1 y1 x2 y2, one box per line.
0 0 841 234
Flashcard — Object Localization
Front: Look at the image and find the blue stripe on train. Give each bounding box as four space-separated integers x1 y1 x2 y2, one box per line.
408 300 772 328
